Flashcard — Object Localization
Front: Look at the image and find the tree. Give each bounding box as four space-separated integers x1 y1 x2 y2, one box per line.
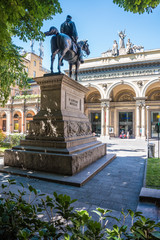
0 0 62 105
113 0 160 14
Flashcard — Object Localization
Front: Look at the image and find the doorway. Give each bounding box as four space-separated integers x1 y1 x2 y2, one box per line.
119 112 133 136
91 112 101 136
151 111 160 138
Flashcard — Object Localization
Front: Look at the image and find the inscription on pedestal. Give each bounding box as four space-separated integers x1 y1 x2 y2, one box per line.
66 93 81 110
69 98 78 107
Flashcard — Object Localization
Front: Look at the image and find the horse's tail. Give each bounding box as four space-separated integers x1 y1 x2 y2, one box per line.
44 26 59 36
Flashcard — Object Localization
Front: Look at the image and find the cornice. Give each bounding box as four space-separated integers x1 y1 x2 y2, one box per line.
78 60 160 74
84 48 160 64
34 73 89 93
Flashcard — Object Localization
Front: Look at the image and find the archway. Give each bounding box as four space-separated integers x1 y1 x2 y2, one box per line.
107 82 137 138
26 111 35 132
2 113 7 132
0 112 7 132
13 112 22 133
85 86 101 135
145 81 160 137
106 80 139 99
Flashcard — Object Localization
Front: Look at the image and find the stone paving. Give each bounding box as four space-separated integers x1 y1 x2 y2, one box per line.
0 138 149 221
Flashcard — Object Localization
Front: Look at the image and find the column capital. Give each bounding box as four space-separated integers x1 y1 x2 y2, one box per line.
135 99 146 107
101 99 111 108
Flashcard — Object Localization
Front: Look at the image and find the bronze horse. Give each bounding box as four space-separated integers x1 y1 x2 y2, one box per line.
45 27 90 81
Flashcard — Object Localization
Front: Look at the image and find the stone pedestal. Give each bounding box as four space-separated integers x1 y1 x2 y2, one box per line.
4 74 106 175
119 48 126 55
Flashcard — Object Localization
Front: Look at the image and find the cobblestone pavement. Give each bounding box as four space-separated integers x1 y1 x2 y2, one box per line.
0 137 159 225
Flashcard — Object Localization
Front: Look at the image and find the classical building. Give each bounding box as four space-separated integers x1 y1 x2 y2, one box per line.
0 49 49 134
1 33 160 139
78 33 160 139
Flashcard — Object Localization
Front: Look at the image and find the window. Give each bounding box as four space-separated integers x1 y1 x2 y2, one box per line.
14 114 19 118
14 120 19 131
34 61 36 66
26 121 30 131
15 90 19 96
152 112 159 122
2 120 6 131
26 67 28 73
33 71 36 77
26 113 33 118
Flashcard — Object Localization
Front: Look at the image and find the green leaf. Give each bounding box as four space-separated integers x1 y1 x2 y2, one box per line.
151 231 160 239
28 185 34 192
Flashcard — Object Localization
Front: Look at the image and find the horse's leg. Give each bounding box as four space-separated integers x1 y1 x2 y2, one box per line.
75 61 80 81
58 48 69 73
51 50 59 73
69 63 73 78
58 54 62 73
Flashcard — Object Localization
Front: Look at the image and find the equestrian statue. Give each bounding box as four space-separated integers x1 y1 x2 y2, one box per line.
45 15 90 81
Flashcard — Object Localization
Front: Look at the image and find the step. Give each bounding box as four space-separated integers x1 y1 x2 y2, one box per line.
12 140 103 154
139 187 160 204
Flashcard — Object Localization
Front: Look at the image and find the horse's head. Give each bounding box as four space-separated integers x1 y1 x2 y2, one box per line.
78 40 90 56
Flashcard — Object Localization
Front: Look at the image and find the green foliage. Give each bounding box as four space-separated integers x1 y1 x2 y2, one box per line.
9 134 25 147
113 0 160 14
1 142 10 148
0 0 62 105
0 43 29 105
0 180 160 239
0 129 6 146
146 158 160 189
13 94 40 100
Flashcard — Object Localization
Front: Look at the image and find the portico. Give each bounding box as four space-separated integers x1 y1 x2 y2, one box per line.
78 42 160 139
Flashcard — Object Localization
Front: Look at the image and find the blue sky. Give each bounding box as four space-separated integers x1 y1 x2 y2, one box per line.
13 0 160 72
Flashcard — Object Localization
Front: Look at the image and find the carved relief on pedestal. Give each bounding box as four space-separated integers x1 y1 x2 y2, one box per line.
65 121 92 137
28 120 92 138
28 120 60 138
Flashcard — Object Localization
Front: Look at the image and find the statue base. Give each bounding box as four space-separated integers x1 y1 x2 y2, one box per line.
4 74 106 175
119 48 126 55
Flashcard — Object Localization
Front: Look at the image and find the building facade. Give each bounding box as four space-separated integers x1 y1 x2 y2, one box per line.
0 34 160 139
78 35 160 139
0 51 48 134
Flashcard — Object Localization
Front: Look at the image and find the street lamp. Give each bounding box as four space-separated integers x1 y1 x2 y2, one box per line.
146 106 149 158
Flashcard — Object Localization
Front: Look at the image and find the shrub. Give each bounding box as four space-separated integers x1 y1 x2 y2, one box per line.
13 94 40 100
2 142 10 148
0 129 6 147
0 180 160 239
9 134 25 147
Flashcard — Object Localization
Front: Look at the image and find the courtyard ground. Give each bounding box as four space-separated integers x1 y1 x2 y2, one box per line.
0 137 159 226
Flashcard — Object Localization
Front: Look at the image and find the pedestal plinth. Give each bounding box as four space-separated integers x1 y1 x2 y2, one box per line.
4 74 106 175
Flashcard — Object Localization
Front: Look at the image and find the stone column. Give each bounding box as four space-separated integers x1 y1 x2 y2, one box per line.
6 111 11 134
141 105 146 138
146 106 150 140
136 105 140 138
10 110 13 133
21 111 24 134
134 97 147 139
101 103 105 136
106 105 110 137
